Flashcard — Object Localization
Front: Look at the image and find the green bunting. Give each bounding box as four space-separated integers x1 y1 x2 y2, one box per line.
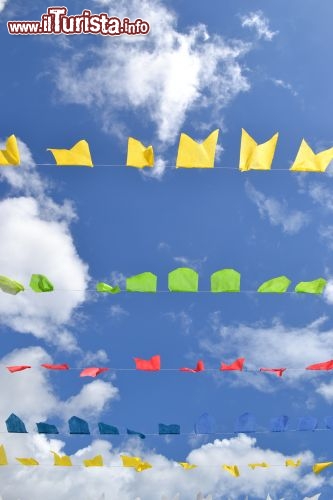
126 272 157 293
29 274 54 293
168 268 198 292
295 278 327 294
211 269 240 292
257 276 291 293
0 276 24 295
96 282 121 294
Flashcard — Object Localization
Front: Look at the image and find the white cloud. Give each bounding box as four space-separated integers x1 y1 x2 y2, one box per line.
165 310 193 335
307 183 333 212
110 304 129 318
55 0 250 144
63 380 119 419
241 11 278 41
173 256 207 270
271 78 298 97
246 181 309 234
0 0 7 14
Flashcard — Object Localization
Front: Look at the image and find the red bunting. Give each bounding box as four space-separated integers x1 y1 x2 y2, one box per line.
180 360 205 373
80 367 109 377
220 358 245 371
6 365 31 373
260 368 286 377
134 355 161 371
306 360 333 371
41 364 69 370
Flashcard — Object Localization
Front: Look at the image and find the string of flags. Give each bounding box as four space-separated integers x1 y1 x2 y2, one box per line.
1 129 333 171
0 444 330 476
0 271 328 295
5 412 333 437
4 357 333 376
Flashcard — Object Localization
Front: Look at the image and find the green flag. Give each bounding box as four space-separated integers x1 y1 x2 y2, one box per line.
0 276 24 295
126 272 157 292
257 276 291 293
211 269 240 292
295 278 326 294
29 274 54 293
96 282 121 294
168 268 198 292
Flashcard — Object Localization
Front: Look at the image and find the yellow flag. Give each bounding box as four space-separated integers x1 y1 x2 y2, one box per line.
176 129 219 168
223 464 240 477
0 445 8 466
47 140 93 167
248 462 269 470
313 462 333 474
121 455 152 472
51 451 72 466
0 135 20 166
285 459 301 467
290 139 333 172
16 457 39 466
239 129 278 171
136 460 152 472
178 462 197 470
126 137 154 168
83 454 104 467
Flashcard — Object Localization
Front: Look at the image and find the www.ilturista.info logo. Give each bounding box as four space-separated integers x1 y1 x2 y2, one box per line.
7 6 150 36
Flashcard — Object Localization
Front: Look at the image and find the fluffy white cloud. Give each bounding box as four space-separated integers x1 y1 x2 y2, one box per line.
55 0 250 144
246 181 309 234
0 0 7 14
241 11 278 41
0 140 89 349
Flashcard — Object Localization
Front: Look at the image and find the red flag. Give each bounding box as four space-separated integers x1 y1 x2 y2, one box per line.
6 365 31 373
80 367 109 377
220 358 245 371
134 355 161 371
180 360 205 373
41 364 69 370
306 360 333 371
260 368 286 377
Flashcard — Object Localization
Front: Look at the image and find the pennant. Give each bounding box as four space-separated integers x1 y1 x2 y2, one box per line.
194 413 216 434
0 135 20 166
210 269 241 293
121 455 152 472
257 276 291 293
306 360 333 371
83 455 104 467
16 458 39 466
98 423 119 435
260 368 286 377
285 459 301 467
313 462 333 474
6 414 27 433
297 416 318 431
0 445 7 466
47 140 93 167
234 412 256 433
126 272 157 293
239 129 278 171
96 282 121 294
223 464 240 477
270 415 288 432
52 451 72 466
176 129 219 168
179 462 197 470
180 360 205 373
6 365 31 373
80 367 109 377
134 355 161 371
127 429 146 439
168 268 199 292
295 278 326 294
248 462 268 469
158 423 180 435
126 137 154 168
29 274 54 292
220 358 245 371
68 416 90 435
41 364 69 370
290 139 333 172
37 422 59 434
0 275 24 295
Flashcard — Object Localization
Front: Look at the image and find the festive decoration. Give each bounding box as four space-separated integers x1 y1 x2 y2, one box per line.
47 140 93 167
0 135 20 166
239 129 278 171
176 130 219 168
126 138 154 168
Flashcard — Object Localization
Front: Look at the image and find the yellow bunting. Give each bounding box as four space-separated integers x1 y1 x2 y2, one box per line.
176 129 219 168
248 462 269 470
290 140 333 172
51 451 72 466
83 455 104 467
223 464 240 477
313 462 333 474
0 445 8 466
178 462 197 470
47 140 93 167
16 458 39 466
239 129 278 171
121 455 152 472
126 137 154 168
0 135 20 166
285 459 301 467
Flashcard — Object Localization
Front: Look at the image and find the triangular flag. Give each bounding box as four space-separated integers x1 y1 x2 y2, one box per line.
179 462 197 470
0 445 8 466
126 137 154 168
16 458 39 466
306 360 333 371
223 464 240 477
41 364 69 370
127 429 146 439
6 365 31 373
47 140 93 167
295 278 326 294
220 358 245 371
290 139 333 172
0 275 24 295
180 360 204 373
83 455 104 467
257 276 291 293
0 135 20 166
80 367 109 377
239 129 278 171
134 355 161 371
313 462 333 474
96 282 121 294
176 130 219 168
248 462 268 469
52 451 72 466
260 368 286 377
285 459 301 467
29 274 54 292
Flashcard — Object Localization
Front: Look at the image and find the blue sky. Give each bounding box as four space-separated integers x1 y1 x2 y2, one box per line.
0 0 333 498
